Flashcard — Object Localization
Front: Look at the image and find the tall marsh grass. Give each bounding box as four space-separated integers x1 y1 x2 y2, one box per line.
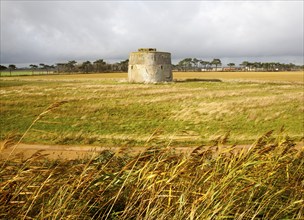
1 133 303 219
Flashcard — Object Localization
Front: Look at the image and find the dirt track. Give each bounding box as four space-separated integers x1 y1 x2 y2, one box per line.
0 142 303 160
0 143 201 160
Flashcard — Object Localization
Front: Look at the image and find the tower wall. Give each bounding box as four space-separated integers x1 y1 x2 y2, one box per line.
128 49 172 83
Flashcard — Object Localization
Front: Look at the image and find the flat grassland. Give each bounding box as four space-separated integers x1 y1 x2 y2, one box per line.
1 71 303 147
1 71 303 219
2 71 303 82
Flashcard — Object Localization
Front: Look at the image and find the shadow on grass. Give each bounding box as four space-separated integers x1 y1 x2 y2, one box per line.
174 78 222 83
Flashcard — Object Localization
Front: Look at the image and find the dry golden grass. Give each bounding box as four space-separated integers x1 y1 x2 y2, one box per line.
174 71 304 83
1 75 303 146
2 72 127 81
2 71 303 83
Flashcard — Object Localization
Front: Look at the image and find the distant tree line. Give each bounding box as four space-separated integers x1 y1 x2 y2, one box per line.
55 59 129 74
0 59 129 75
173 58 303 72
238 61 300 72
174 58 223 71
1 58 303 76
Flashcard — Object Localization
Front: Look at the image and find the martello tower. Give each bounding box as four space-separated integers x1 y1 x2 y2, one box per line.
128 48 172 83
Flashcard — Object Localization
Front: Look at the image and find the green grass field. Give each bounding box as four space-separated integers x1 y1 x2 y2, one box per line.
1 72 303 147
0 70 54 77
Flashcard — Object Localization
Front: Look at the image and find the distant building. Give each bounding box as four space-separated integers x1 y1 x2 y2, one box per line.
212 67 223 71
222 67 238 71
128 48 172 83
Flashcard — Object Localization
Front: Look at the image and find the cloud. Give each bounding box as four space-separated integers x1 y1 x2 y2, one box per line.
1 1 303 66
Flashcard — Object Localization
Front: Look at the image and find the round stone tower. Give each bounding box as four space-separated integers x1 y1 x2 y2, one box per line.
128 48 172 83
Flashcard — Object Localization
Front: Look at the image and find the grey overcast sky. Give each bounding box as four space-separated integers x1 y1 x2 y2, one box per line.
1 0 303 67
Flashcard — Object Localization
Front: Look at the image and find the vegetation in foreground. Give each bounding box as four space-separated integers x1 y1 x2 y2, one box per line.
0 77 303 146
0 132 303 219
